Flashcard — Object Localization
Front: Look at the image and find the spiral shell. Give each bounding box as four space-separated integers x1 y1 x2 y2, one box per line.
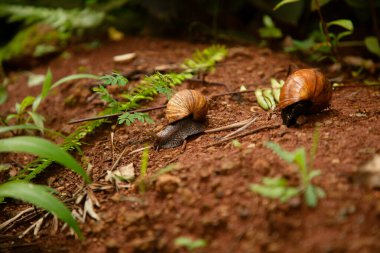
166 89 208 124
279 69 332 113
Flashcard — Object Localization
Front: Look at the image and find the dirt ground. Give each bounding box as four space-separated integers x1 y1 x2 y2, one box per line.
1 36 380 253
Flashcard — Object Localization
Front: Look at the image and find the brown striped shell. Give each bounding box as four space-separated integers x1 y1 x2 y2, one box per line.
166 89 208 124
278 69 332 113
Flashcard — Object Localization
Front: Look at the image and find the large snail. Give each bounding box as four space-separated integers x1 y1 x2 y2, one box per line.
278 68 332 126
155 89 208 149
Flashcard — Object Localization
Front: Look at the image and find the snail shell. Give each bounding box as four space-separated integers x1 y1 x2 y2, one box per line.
166 89 208 124
279 69 332 126
155 89 208 149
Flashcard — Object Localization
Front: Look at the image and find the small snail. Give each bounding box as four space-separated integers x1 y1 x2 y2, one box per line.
155 89 208 149
278 68 332 126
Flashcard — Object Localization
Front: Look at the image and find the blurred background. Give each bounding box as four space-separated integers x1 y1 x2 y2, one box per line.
0 0 379 70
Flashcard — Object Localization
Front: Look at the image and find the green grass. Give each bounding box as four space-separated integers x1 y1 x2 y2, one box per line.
250 126 326 207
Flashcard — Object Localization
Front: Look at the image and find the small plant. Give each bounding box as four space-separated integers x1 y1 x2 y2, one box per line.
258 15 282 40
275 0 354 62
138 146 149 193
92 73 128 112
250 126 325 207
2 69 98 135
0 124 91 238
175 237 207 252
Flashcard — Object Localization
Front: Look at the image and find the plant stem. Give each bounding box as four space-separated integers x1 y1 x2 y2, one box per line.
315 0 339 60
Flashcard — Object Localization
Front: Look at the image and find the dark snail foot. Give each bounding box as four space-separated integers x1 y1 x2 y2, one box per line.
154 116 206 149
281 100 312 127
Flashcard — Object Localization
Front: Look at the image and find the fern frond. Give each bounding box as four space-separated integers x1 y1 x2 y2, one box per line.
181 45 228 73
0 4 105 33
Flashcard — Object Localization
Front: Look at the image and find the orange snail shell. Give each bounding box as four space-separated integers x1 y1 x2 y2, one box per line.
166 89 208 124
279 69 332 113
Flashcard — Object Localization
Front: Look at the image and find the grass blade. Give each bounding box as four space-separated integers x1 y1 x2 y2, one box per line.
0 181 82 239
0 136 90 183
52 74 99 89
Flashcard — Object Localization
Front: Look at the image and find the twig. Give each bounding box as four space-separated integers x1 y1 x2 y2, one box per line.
68 89 257 124
204 118 252 134
0 207 34 230
221 117 257 140
203 124 281 148
68 105 166 124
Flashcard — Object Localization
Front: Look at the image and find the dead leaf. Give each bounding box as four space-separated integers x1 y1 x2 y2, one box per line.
113 52 136 63
354 155 380 189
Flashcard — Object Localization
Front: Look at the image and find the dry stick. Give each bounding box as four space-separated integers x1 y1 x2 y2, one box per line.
315 0 338 60
203 124 281 148
221 116 257 140
68 105 166 124
204 118 252 134
68 89 256 124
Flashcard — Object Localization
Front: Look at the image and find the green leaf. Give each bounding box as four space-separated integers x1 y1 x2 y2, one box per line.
273 0 301 11
0 85 7 105
175 237 207 250
364 36 380 57
327 19 353 31
262 177 288 187
263 15 274 27
315 186 326 198
17 96 35 114
293 148 307 173
0 136 90 183
308 169 321 180
265 141 295 163
250 184 286 198
250 182 299 202
305 184 318 207
0 124 41 134
51 73 99 89
28 112 45 132
0 181 82 239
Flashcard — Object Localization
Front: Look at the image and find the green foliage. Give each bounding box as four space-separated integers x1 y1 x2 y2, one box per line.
3 69 99 134
364 36 380 57
0 4 105 33
251 127 325 207
259 15 282 39
0 181 83 239
0 136 90 183
0 81 7 105
118 112 154 126
175 237 207 252
14 45 228 181
250 177 299 202
182 45 227 74
0 4 106 62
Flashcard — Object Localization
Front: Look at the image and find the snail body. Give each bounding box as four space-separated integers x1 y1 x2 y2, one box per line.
278 69 332 126
155 89 208 149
